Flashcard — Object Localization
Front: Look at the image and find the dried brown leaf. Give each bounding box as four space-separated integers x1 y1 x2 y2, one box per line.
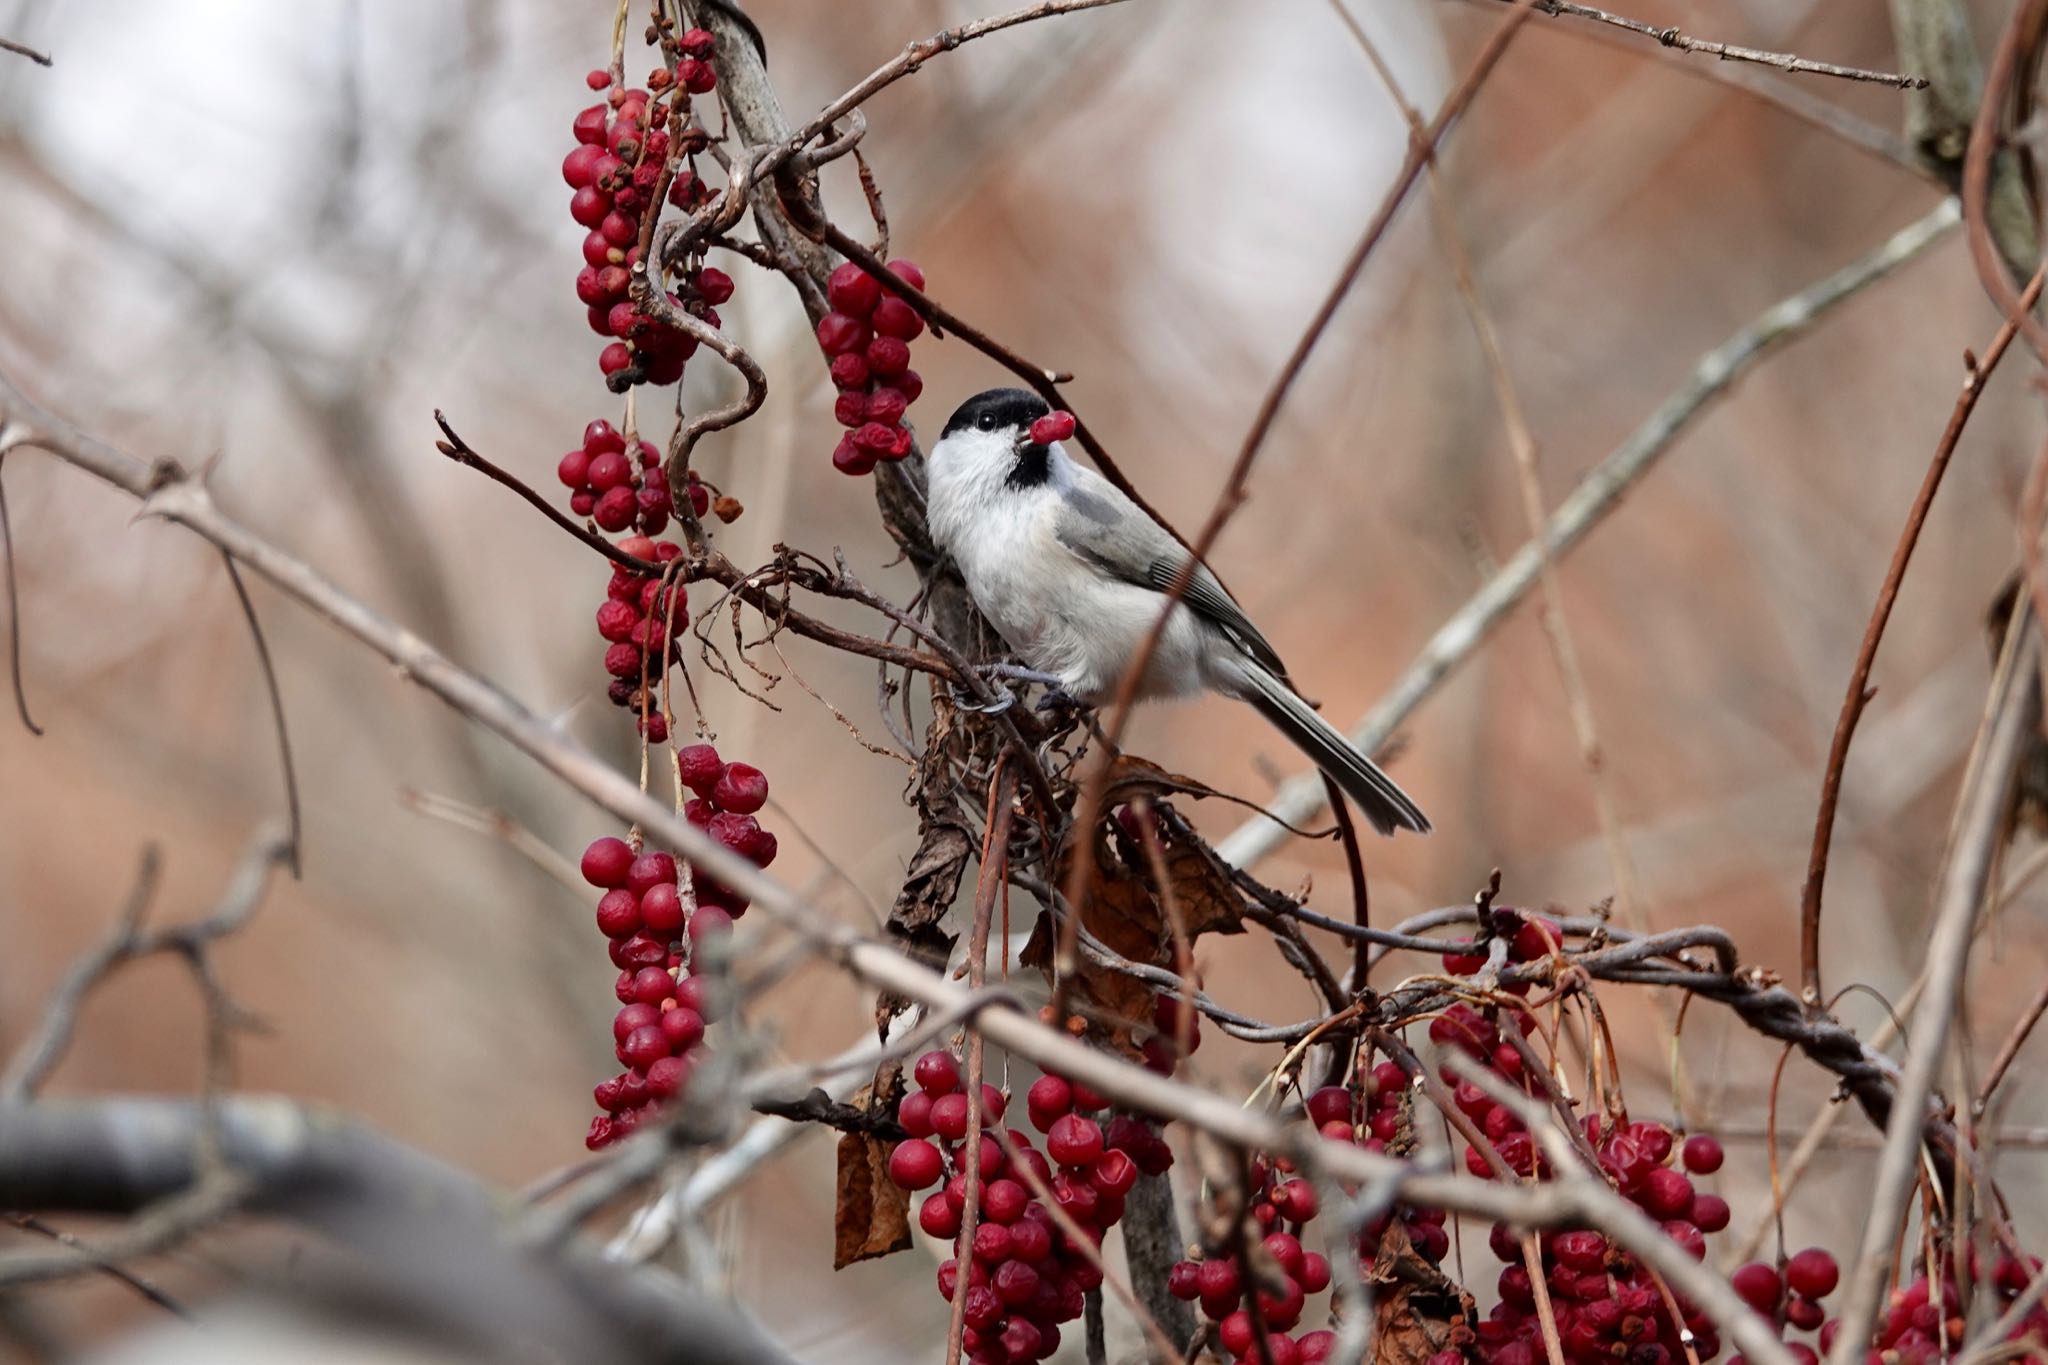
833 1128 912 1268
1368 1220 1475 1365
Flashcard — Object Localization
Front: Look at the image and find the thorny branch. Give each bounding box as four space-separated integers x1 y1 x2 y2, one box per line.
1493 0 1929 88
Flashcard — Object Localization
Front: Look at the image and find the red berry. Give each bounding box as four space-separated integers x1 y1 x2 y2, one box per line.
832 392 867 428
1306 1086 1351 1129
971 1221 1013 1264
1691 1192 1730 1232
1028 410 1077 445
865 335 910 376
585 68 611 90
831 436 877 477
1300 1251 1331 1294
1662 1219 1706 1259
1046 1113 1104 1167
993 1257 1039 1307
828 352 870 390
595 599 639 643
570 185 611 227
1786 1295 1825 1330
628 966 674 1006
1299 1331 1337 1363
918 1191 959 1238
865 387 908 426
1090 1148 1138 1196
1681 1133 1724 1174
628 851 677 894
573 104 609 145
1026 1074 1072 1129
712 762 769 813
563 142 607 188
640 883 685 935
1008 1217 1051 1262
898 1090 935 1138
622 1024 669 1070
981 1178 1028 1224
1786 1247 1840 1299
930 1092 970 1142
896 369 924 403
815 311 868 355
676 743 724 796
1218 1310 1255 1357
612 1003 660 1042
598 343 634 379
581 836 635 887
1639 1167 1695 1219
659 1006 703 1051
645 1053 689 1099
694 266 733 305
679 57 715 94
595 888 641 937
886 1137 944 1190
826 262 882 317
594 485 638 531
886 258 925 291
679 27 716 59
870 294 924 340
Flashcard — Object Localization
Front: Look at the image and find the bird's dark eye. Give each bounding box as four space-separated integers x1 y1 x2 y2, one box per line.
978 413 998 431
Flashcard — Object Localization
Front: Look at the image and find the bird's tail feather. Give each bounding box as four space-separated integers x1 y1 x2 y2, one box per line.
1240 664 1430 836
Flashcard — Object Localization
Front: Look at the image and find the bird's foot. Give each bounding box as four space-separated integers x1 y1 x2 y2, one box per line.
1034 687 1086 716
979 663 1067 690
949 681 1018 715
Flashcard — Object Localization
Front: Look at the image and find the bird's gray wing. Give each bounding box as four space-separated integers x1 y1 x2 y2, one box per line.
1052 469 1288 677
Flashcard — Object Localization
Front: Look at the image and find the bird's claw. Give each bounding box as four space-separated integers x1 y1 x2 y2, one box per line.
950 682 1017 715
1035 688 1084 715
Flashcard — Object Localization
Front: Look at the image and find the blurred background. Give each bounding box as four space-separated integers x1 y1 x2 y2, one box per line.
2 0 2043 1360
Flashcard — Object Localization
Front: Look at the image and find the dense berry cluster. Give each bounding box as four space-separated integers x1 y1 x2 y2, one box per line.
581 745 776 1148
884 1051 1173 1363
564 31 732 390
1423 999 1738 1364
1167 1153 1345 1365
558 418 703 537
581 833 711 1149
818 259 928 475
1726 1247 2048 1364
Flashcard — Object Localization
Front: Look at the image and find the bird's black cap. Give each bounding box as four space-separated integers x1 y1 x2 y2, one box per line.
941 387 1050 439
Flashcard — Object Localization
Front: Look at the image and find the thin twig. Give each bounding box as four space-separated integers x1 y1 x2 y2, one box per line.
1798 261 2048 1004
0 35 51 65
6 1215 193 1320
221 553 303 878
0 451 40 735
1214 198 1962 870
1975 975 2048 1114
1495 0 1928 87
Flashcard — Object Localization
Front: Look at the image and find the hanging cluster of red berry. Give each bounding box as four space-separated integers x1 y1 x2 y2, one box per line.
580 745 777 1149
882 1050 1173 1363
818 260 929 475
1165 1154 1345 1365
565 28 732 390
557 418 701 537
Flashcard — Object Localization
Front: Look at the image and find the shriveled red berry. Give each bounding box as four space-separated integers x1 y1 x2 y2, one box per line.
678 57 715 94
676 743 724 796
865 335 910 376
886 1137 944 1190
582 836 635 887
1090 1148 1138 1197
693 266 734 305
712 762 768 813
831 436 876 477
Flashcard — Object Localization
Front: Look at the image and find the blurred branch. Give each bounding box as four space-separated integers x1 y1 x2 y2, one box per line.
1961 0 2048 357
1445 0 1929 179
221 555 303 878
1891 0 2041 279
0 36 50 66
4 1215 190 1320
1486 0 1927 87
1798 262 2048 1005
0 1097 795 1365
3 829 291 1105
1828 607 2041 1365
0 451 37 735
1214 197 1962 871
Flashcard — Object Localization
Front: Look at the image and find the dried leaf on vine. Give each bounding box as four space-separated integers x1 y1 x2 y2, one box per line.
833 1075 913 1268
1019 836 1172 1055
1369 1220 1475 1365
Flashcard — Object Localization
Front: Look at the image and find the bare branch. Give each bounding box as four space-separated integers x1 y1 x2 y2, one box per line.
0 35 51 66
221 554 303 878
0 452 40 736
1497 0 1928 87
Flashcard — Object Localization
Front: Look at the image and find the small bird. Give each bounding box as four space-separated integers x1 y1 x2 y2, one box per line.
925 387 1429 836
